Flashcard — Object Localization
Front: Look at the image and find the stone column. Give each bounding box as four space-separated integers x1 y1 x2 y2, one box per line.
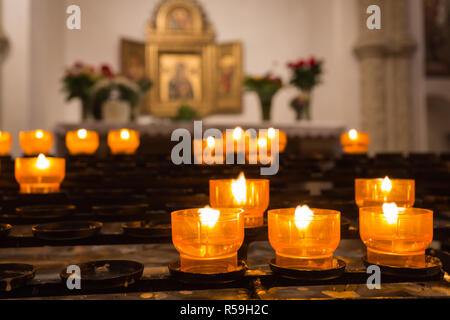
354 0 416 153
354 0 388 153
0 0 10 127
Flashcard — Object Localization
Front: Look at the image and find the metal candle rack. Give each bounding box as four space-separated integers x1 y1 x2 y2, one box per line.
0 152 449 298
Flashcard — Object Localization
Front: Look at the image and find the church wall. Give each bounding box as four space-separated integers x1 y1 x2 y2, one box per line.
62 0 361 128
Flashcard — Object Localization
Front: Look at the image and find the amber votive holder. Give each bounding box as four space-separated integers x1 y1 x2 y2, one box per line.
107 129 140 155
209 179 269 227
15 156 65 194
193 138 224 164
359 206 433 268
355 178 415 208
66 130 99 155
340 131 369 154
171 208 244 274
0 132 12 156
19 130 53 155
268 208 340 270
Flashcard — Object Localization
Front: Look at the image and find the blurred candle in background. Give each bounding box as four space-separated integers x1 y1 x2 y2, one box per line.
20 130 53 156
107 129 140 154
340 129 370 154
66 129 99 155
0 131 12 156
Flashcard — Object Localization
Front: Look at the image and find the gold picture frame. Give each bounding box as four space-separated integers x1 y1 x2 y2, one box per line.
140 0 242 117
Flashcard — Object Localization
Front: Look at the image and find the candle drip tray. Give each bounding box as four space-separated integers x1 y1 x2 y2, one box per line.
0 224 11 238
14 204 76 221
32 221 103 241
91 203 148 219
122 221 171 238
269 257 346 281
168 260 247 285
0 263 36 292
362 255 443 280
60 260 144 290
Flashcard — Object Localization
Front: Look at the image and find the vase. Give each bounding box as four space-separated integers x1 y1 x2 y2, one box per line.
294 90 311 121
102 99 131 123
258 94 274 121
80 98 93 121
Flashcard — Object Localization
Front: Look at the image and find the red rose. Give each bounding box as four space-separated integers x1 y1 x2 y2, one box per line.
309 57 316 67
101 64 114 78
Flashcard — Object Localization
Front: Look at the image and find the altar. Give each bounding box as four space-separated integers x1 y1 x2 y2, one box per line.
54 121 346 157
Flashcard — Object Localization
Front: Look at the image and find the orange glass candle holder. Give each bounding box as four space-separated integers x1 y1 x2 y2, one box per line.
171 207 244 273
107 129 140 155
209 173 269 227
0 131 12 155
66 129 99 155
15 154 65 193
340 129 370 154
266 127 287 153
359 204 433 267
222 127 247 155
193 136 224 164
355 177 415 208
19 130 53 155
268 206 340 270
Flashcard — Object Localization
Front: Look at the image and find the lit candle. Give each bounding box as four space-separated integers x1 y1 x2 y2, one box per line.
19 130 53 155
246 128 285 164
193 136 223 164
360 203 433 267
66 129 99 155
107 129 140 154
340 129 370 154
355 176 415 208
15 153 65 194
171 207 244 273
0 131 12 156
268 205 340 270
223 127 244 155
267 127 287 153
210 172 269 227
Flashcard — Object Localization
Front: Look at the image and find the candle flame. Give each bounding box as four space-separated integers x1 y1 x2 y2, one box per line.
206 136 215 148
231 172 247 204
77 129 87 139
120 129 130 140
35 153 50 170
35 130 44 139
258 137 267 148
381 176 392 192
382 202 399 224
268 127 276 139
348 129 358 140
294 205 314 230
233 127 243 140
198 207 220 228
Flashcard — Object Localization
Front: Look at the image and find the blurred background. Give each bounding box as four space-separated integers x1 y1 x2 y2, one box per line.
0 0 449 156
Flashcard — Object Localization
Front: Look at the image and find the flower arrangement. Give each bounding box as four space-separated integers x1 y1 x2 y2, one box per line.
62 62 151 120
244 74 283 121
62 62 104 119
287 57 323 120
91 74 151 121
